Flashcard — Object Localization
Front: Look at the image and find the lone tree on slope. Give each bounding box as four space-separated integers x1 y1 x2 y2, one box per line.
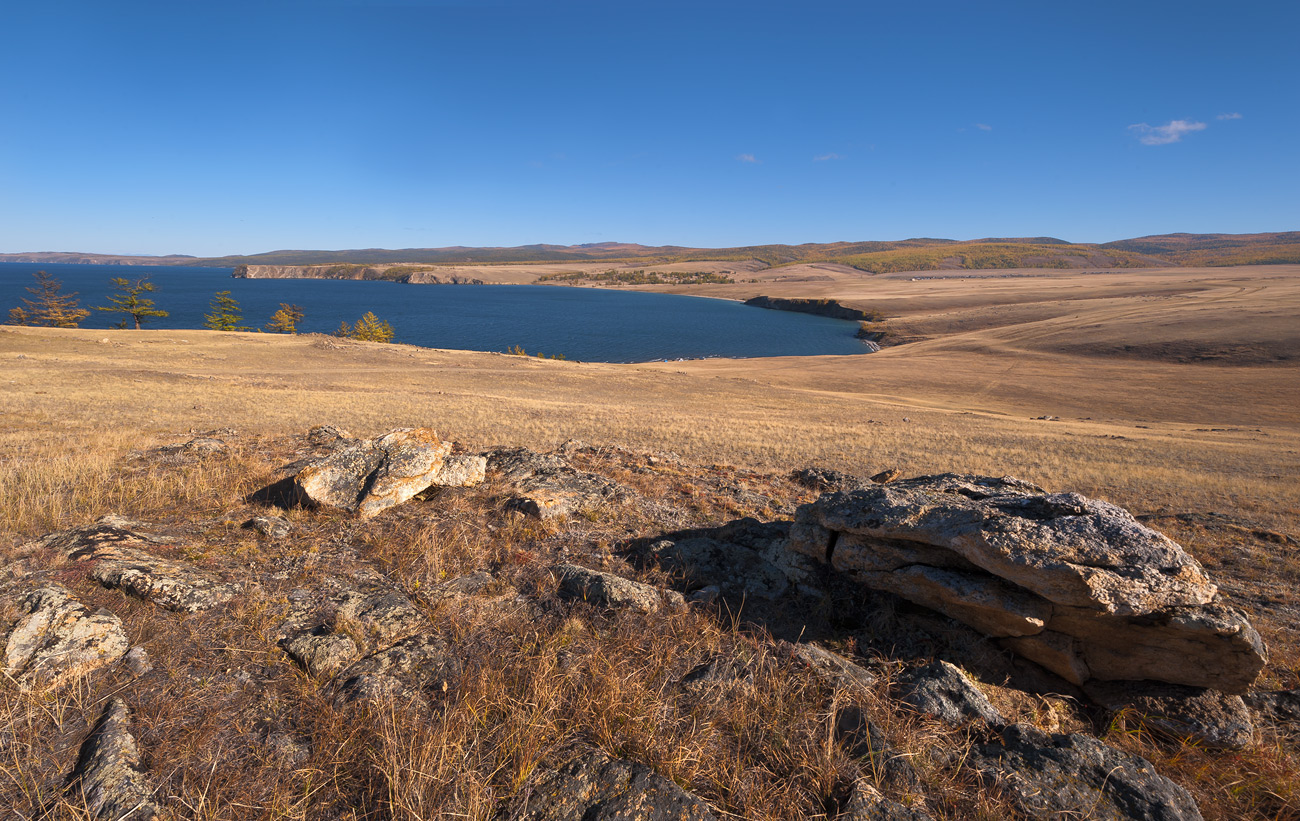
6 271 90 328
348 311 395 343
265 303 304 334
94 277 169 329
204 290 249 331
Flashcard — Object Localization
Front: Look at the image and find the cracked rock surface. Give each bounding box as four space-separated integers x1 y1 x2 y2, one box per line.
970 724 1204 821
2 584 129 691
35 517 240 613
294 427 464 517
494 745 717 821
788 474 1267 691
65 698 159 821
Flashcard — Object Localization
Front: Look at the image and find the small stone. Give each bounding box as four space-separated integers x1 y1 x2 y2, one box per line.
782 641 878 696
294 428 452 517
123 646 153 676
869 468 902 484
680 655 755 693
332 633 462 706
244 515 291 539
285 631 360 679
791 467 864 492
841 780 934 821
307 425 352 446
37 518 239 613
555 564 684 613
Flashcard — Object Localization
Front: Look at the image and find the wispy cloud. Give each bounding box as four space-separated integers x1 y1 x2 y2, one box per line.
1128 119 1207 146
813 152 842 161
1217 112 1243 120
975 123 992 131
736 153 758 163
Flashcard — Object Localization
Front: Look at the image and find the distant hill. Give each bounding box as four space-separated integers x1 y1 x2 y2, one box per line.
2 232 1296 272
1101 232 1300 266
0 251 199 265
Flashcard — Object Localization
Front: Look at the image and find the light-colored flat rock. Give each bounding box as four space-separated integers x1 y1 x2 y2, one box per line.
3 585 129 691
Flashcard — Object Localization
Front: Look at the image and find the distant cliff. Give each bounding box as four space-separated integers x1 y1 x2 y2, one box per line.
232 264 483 284
743 295 879 321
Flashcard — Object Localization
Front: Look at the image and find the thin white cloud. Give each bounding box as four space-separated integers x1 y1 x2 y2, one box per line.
736 153 758 163
1217 112 1243 120
813 153 843 161
975 123 992 131
1128 119 1207 146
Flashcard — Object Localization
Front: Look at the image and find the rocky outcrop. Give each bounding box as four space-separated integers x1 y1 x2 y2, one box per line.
65 699 159 821
332 633 462 706
495 745 716 820
284 587 430 679
788 475 1267 692
744 295 878 321
294 428 481 517
433 454 488 487
649 518 819 601
896 661 1005 727
781 641 878 695
791 467 865 493
35 518 240 613
3 585 129 691
233 264 483 284
970 724 1204 821
555 564 684 613
487 447 627 519
1085 681 1254 749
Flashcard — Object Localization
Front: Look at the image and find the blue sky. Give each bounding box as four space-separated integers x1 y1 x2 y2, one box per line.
1 0 1296 256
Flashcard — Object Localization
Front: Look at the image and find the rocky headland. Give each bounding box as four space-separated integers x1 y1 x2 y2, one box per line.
3 427 1294 819
233 264 484 284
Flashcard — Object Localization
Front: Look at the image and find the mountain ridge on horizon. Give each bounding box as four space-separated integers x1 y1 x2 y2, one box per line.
2 231 1298 271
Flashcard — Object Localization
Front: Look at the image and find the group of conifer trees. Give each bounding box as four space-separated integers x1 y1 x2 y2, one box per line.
6 270 394 342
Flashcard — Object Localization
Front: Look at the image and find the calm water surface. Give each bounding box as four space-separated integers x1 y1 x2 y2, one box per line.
0 263 874 362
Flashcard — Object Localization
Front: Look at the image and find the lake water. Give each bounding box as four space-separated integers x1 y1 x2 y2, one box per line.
0 263 874 362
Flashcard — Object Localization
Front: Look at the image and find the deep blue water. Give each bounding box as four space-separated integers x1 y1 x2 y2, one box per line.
0 263 874 362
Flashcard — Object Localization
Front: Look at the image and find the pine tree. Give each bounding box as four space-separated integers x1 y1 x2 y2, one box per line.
265 303 304 334
350 311 395 343
203 291 248 331
94 277 169 329
334 320 352 338
6 271 90 328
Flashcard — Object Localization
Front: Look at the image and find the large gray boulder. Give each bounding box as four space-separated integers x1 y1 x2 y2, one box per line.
788 475 1266 692
3 585 129 691
295 428 478 517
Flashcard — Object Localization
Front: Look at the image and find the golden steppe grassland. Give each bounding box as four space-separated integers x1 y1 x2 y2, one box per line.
1 263 1298 819
4 265 1298 615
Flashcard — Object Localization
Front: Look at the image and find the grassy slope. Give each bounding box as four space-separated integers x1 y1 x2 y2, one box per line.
3 263 1300 819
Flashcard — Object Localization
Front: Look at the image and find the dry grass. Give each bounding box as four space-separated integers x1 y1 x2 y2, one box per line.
2 265 1299 819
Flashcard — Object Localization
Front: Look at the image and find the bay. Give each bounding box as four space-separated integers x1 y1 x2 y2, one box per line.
0 263 874 362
